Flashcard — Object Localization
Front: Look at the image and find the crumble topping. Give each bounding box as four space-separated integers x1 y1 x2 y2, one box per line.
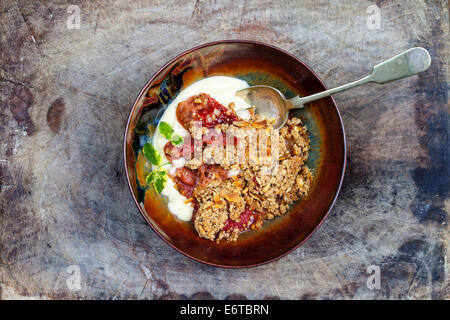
165 93 313 242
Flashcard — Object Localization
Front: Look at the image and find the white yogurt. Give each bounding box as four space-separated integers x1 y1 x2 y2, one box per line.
152 76 251 221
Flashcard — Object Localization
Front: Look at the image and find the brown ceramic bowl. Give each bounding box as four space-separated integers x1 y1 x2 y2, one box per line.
124 40 346 268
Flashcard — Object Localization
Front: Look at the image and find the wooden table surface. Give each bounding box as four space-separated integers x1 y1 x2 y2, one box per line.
1 0 448 299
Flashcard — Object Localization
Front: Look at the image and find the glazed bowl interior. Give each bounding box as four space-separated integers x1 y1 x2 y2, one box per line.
124 41 346 268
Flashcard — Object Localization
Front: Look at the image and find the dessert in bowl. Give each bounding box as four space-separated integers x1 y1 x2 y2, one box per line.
124 40 346 267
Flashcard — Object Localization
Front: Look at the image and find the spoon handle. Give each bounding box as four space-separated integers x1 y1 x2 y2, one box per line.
288 47 431 107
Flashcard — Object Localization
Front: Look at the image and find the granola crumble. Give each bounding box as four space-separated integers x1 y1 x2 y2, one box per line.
164 93 313 242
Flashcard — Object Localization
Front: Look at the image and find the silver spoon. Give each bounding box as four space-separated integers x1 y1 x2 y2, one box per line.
236 47 431 129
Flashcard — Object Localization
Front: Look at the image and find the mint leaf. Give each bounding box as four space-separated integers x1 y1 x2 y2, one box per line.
154 176 167 193
154 168 167 181
142 141 170 193
145 171 157 184
143 142 161 166
171 134 183 146
146 169 167 193
158 121 174 140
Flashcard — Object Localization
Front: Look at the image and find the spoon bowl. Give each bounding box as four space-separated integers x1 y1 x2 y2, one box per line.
236 85 292 129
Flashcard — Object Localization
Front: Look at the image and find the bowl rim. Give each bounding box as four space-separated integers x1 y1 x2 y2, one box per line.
123 39 347 268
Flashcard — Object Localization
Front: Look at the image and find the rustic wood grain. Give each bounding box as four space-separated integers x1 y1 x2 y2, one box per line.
0 0 448 299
